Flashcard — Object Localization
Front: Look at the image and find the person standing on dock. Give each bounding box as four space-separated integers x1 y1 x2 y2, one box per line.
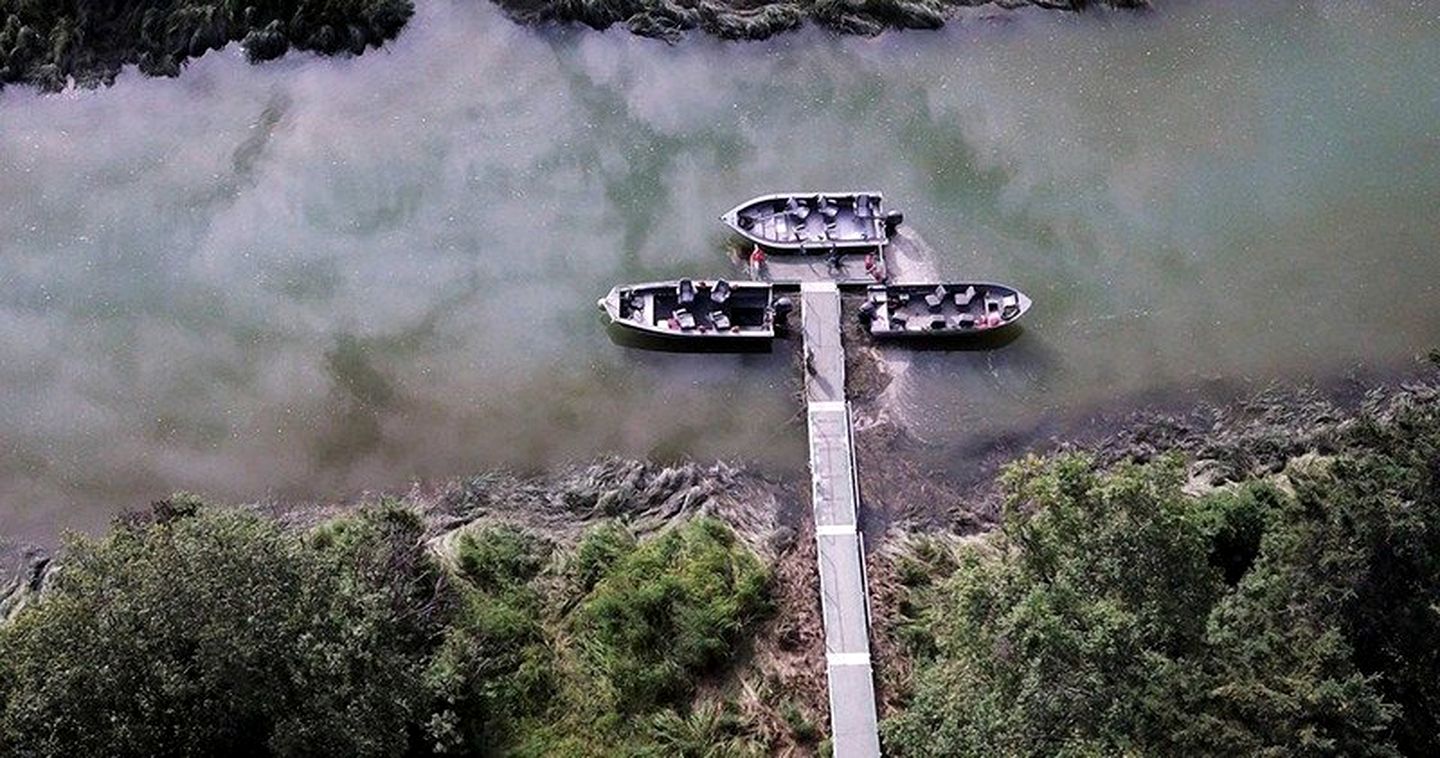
748 245 767 280
864 252 885 282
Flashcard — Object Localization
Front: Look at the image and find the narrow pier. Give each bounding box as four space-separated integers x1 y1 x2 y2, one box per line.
800 281 881 758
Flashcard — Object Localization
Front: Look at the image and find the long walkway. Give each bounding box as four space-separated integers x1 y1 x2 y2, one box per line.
800 281 881 758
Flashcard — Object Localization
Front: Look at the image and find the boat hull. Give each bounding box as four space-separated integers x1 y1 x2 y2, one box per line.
720 191 891 254
863 282 1032 339
603 321 777 353
599 280 782 352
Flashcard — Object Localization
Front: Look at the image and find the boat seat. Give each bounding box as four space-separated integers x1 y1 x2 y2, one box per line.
1000 293 1019 318
954 286 976 307
956 313 977 328
925 285 947 312
674 309 696 330
711 311 731 330
891 312 908 329
928 316 947 330
677 279 695 305
855 194 872 218
711 279 732 304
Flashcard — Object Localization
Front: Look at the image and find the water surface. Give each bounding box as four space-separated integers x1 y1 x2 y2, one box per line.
2 0 1438 540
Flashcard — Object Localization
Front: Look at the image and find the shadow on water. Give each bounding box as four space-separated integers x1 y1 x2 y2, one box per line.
873 323 1027 352
603 323 788 354
312 334 402 468
883 325 1067 427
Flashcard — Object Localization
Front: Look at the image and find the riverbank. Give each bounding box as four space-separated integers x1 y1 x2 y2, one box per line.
0 0 1148 92
0 0 412 91
5 362 1437 753
868 362 1440 755
1 457 835 755
501 0 1149 43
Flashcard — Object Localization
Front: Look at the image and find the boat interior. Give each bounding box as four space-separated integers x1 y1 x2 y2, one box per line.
736 194 884 246
620 280 772 334
865 284 1022 334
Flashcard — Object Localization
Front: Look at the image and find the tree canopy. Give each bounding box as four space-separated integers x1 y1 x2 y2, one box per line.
885 389 1440 757
0 506 774 756
0 498 445 756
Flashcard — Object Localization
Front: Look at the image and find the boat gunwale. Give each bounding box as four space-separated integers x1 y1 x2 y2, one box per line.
720 190 888 252
864 281 1032 338
601 280 778 340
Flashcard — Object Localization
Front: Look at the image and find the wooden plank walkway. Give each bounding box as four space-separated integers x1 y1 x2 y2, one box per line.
800 281 881 758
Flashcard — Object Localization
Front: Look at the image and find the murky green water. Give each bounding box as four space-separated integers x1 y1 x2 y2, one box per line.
2 0 1437 540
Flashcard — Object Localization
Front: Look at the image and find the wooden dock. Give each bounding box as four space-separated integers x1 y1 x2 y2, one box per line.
800 281 881 758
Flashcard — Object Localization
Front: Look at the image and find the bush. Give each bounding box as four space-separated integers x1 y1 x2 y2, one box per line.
570 520 637 592
0 501 444 756
885 394 1440 758
0 501 780 755
454 524 552 593
427 525 556 754
574 517 771 713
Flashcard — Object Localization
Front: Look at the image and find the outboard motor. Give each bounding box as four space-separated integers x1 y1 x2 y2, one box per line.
772 297 794 324
884 210 905 234
857 300 877 323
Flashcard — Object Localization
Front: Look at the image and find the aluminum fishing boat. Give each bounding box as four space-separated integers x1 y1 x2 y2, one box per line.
598 279 791 347
720 192 902 253
860 282 1031 338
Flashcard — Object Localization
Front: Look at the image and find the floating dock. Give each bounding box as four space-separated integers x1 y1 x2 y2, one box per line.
605 228 952 756
801 281 881 758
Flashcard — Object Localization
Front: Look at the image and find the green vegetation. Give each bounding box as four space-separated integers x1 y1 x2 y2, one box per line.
0 0 412 91
884 391 1440 756
0 509 772 756
575 517 770 714
453 517 773 755
6 385 1436 755
0 497 443 755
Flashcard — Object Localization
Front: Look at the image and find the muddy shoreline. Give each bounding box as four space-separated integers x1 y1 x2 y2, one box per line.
504 0 1149 43
0 0 1150 94
9 359 1437 602
5 359 1437 742
849 352 1440 538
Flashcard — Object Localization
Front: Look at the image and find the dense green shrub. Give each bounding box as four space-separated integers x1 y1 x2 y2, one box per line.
426 525 557 754
0 500 444 756
570 519 637 592
884 454 1220 756
649 699 761 757
0 491 777 756
573 517 772 713
885 392 1440 757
